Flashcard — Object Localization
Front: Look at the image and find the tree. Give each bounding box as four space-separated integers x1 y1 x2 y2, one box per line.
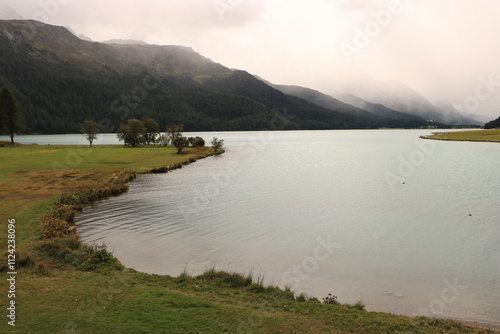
173 136 189 154
117 119 146 146
484 116 500 129
116 123 128 144
157 134 169 146
211 137 224 153
193 136 205 147
0 85 24 144
81 120 100 147
166 124 184 143
142 118 160 145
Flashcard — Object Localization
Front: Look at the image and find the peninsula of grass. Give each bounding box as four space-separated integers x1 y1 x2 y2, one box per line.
420 129 500 143
0 143 497 333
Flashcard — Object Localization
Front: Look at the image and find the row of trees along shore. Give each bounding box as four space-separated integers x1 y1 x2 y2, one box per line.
81 118 224 154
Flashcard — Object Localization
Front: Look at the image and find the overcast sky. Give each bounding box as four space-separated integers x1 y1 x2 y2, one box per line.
2 0 499 117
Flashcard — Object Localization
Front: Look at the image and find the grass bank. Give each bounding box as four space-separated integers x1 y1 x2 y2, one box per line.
420 129 500 142
0 143 497 333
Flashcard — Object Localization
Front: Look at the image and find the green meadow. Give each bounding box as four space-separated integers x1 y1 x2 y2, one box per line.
421 129 500 143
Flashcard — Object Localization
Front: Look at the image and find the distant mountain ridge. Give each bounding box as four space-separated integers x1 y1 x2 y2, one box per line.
267 83 431 128
336 79 483 125
103 39 148 45
65 26 92 41
332 93 420 120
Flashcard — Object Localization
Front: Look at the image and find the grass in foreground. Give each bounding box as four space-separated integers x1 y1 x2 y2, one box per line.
0 144 497 333
420 129 500 142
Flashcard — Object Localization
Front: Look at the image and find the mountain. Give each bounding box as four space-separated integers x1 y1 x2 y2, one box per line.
103 39 149 46
267 83 430 128
484 116 500 129
332 93 412 119
65 26 93 42
266 83 380 120
433 100 490 125
336 79 482 125
0 20 230 77
204 70 379 129
0 20 386 134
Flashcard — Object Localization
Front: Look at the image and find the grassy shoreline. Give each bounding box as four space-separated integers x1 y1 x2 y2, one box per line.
0 143 498 333
420 129 500 143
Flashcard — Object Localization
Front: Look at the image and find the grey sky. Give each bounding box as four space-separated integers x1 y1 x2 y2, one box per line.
2 0 499 118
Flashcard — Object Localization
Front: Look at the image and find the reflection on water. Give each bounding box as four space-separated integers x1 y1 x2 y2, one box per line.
76 130 500 327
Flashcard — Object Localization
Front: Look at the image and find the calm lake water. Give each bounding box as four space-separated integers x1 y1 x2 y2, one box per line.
25 130 500 326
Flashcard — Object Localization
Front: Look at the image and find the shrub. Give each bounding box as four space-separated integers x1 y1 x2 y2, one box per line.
39 204 77 238
193 136 205 147
41 218 69 239
173 136 189 154
175 267 194 285
175 273 194 286
197 269 252 288
197 268 226 280
348 301 365 311
323 293 339 305
296 293 308 302
81 243 119 271
221 273 252 288
150 166 169 174
249 283 267 293
36 235 84 267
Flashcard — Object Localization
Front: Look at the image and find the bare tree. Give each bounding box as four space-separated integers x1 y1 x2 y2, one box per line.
211 137 224 153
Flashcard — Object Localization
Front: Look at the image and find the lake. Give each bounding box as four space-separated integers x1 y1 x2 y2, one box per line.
18 130 499 327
